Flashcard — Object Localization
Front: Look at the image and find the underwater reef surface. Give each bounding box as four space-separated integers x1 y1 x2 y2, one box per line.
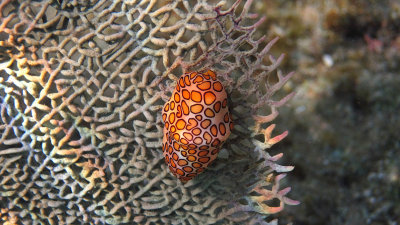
0 0 298 224
254 0 400 224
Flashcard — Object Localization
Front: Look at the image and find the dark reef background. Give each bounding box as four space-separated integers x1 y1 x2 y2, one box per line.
255 0 400 224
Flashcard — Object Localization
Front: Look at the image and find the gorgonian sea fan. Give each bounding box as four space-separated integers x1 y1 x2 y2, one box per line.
0 0 298 224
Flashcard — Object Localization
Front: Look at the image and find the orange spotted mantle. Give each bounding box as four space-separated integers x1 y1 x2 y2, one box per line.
162 70 233 182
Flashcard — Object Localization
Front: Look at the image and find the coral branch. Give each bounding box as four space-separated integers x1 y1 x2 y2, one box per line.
248 174 300 215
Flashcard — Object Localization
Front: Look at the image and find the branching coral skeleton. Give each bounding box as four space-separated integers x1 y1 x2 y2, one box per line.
0 0 298 224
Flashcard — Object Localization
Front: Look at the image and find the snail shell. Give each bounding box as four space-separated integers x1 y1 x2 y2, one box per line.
162 70 233 182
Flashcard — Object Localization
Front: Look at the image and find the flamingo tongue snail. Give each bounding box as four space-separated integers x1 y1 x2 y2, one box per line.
162 70 233 182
